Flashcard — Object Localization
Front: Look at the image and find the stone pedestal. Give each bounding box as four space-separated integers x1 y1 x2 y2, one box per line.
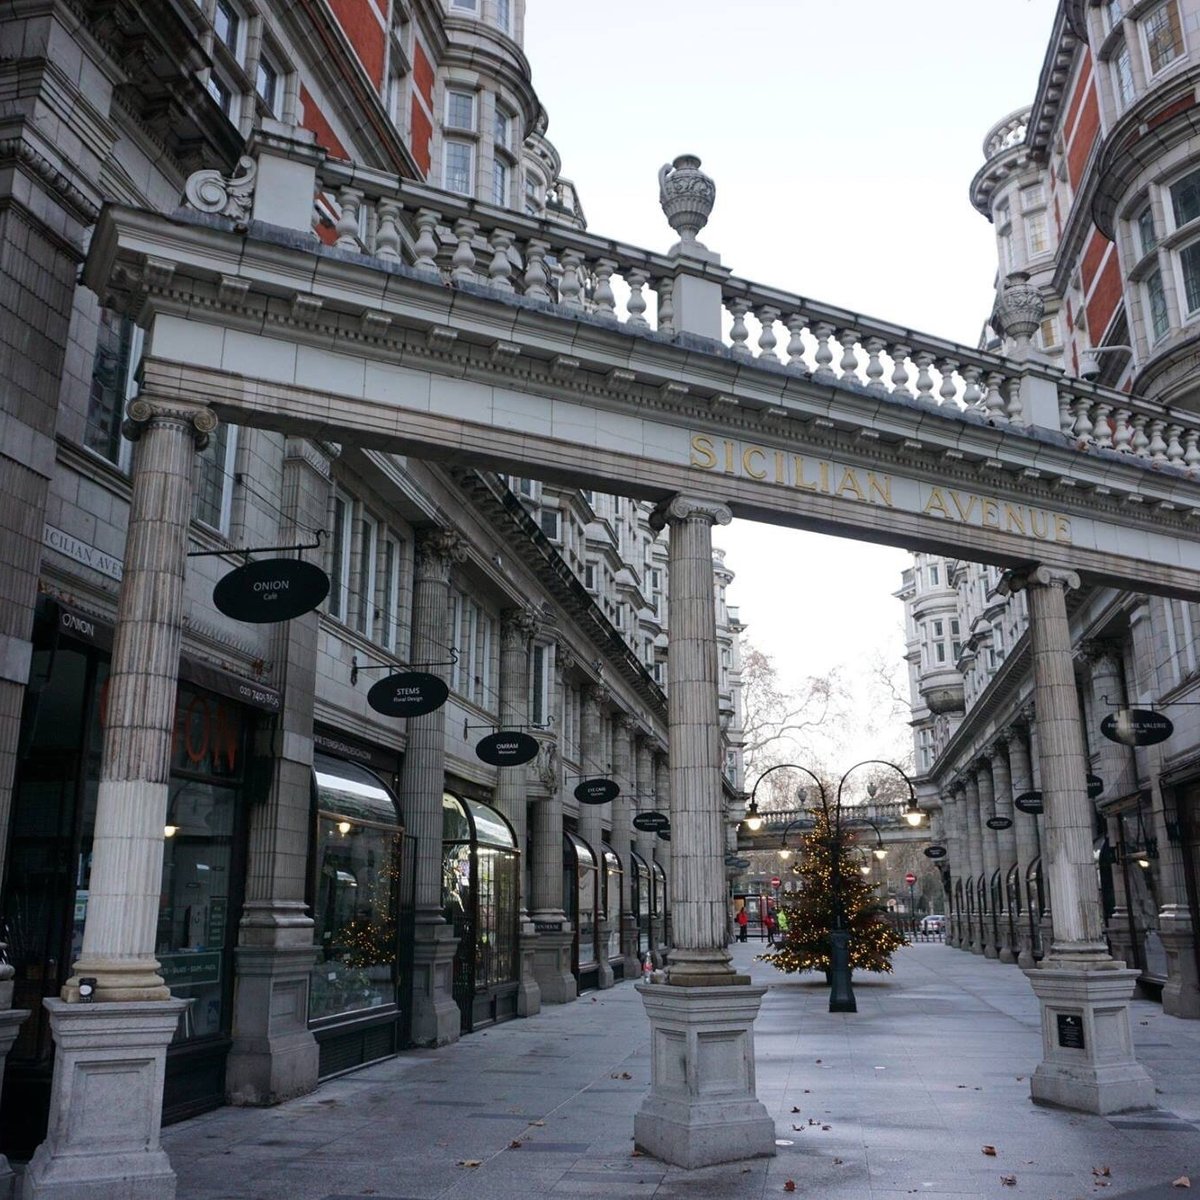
1026 966 1155 1114
225 904 318 1105
1159 908 1200 1018
410 923 460 1046
24 998 187 1200
532 924 577 1004
622 914 641 980
0 1006 28 1199
633 982 776 1168
516 929 542 1017
594 919 615 988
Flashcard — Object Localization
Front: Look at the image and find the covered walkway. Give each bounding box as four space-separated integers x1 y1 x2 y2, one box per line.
159 942 1200 1199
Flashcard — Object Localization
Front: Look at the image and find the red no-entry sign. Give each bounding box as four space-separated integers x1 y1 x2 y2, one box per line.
905 872 917 885
770 876 781 887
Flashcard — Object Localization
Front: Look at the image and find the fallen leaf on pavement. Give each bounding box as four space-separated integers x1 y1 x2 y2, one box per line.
1093 1167 1111 1177
791 1125 803 1132
784 1182 796 1193
821 1125 831 1131
458 1160 482 1168
508 1140 522 1149
833 1157 844 1165
983 1146 997 1157
791 1106 801 1113
1173 1178 1191 1189
631 1150 643 1158
531 1120 544 1126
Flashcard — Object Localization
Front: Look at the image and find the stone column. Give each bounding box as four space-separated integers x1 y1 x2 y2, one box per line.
496 605 541 1017
226 437 328 1105
24 396 207 1200
634 494 774 1169
977 760 1000 959
1002 567 1153 1115
990 740 1019 965
399 528 466 1046
655 750 673 959
611 714 641 979
1007 723 1040 969
943 788 963 949
636 736 661 963
578 685 614 988
963 774 985 955
529 644 575 1003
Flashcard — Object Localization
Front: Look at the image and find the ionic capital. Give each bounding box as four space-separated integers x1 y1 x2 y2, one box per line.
122 397 218 449
999 565 1081 596
648 493 732 531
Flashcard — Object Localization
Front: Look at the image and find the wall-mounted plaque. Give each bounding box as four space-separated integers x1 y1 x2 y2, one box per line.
574 778 620 805
213 558 329 623
1056 1013 1085 1050
476 731 539 767
1100 708 1173 748
632 811 670 833
986 816 1013 831
367 671 448 718
1014 791 1044 815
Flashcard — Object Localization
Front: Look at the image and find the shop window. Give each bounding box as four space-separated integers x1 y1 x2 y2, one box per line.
1143 1 1184 76
566 834 597 968
631 850 651 955
84 310 139 467
603 846 622 961
310 756 404 1022
444 139 474 196
193 423 237 534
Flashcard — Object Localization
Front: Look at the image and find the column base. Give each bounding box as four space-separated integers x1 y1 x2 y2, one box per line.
1158 909 1200 1018
225 904 319 1106
633 981 776 1168
621 916 640 981
1026 964 1155 1115
0 1007 29 1200
594 921 615 989
531 923 577 1005
24 998 187 1200
517 929 542 1018
410 921 461 1047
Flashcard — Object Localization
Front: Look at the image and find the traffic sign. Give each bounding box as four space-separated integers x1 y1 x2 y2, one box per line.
770 876 782 887
904 872 917 885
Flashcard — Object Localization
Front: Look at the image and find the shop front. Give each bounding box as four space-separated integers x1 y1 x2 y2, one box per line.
309 753 415 1079
443 793 520 1032
651 858 667 960
602 845 623 980
563 833 599 992
1 598 269 1157
630 850 651 959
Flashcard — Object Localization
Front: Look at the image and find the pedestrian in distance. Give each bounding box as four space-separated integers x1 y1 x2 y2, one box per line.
763 909 775 944
736 907 749 942
776 908 789 938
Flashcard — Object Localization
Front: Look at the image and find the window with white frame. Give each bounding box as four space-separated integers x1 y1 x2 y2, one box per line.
928 562 940 586
1039 314 1061 350
1020 184 1045 211
531 644 549 726
1112 41 1136 110
255 53 280 117
328 490 353 622
1026 210 1050 258
1145 267 1171 340
380 533 404 652
1137 203 1158 256
495 108 512 153
443 140 474 196
356 513 378 637
445 89 476 131
525 175 543 217
1179 241 1200 315
492 159 509 207
539 508 560 541
194 424 238 534
1106 0 1123 30
450 0 478 9
1143 1 1184 76
583 562 597 591
495 0 511 32
1171 168 1200 228
214 0 243 56
206 72 236 119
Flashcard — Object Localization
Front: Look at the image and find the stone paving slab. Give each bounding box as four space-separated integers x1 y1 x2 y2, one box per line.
156 942 1200 1198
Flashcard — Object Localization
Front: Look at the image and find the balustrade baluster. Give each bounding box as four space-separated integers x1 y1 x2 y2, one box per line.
889 344 911 395
656 278 675 334
1004 377 1023 423
785 315 808 373
1071 397 1094 445
1112 409 1133 453
938 359 959 408
1185 429 1200 470
728 299 752 358
757 306 780 361
961 365 982 410
593 258 618 320
626 268 649 327
982 372 1005 420
839 330 860 381
413 208 442 274
1093 404 1113 450
864 337 886 391
450 219 478 283
1148 418 1168 462
375 199 402 262
1058 389 1073 438
558 248 584 308
813 323 835 379
1132 414 1150 458
523 238 551 300
335 186 363 250
914 351 936 404
1167 424 1185 467
487 228 515 292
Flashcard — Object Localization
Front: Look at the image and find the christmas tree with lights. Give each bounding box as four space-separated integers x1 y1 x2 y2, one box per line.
763 804 905 975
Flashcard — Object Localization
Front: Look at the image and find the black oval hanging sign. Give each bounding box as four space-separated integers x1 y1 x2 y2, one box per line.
923 845 948 860
656 827 671 842
476 731 539 767
632 811 670 832
574 778 620 805
1100 708 1174 748
1014 791 1044 815
213 558 330 623
1087 774 1104 800
367 671 448 718
986 816 1013 831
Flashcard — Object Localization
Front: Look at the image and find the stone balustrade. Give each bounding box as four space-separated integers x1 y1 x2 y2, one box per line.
1057 381 1200 472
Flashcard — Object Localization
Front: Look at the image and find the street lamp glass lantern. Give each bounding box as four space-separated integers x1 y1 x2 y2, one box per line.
904 802 924 827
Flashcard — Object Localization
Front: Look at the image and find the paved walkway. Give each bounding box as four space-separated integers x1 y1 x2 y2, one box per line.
164 942 1200 1199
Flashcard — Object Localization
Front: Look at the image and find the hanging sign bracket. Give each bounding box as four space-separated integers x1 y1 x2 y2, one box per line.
351 647 458 687
189 530 325 560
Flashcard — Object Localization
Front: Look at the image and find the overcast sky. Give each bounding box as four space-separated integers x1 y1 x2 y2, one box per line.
525 0 1060 767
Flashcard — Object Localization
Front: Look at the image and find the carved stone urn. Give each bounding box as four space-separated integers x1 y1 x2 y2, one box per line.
658 154 716 252
994 271 1044 355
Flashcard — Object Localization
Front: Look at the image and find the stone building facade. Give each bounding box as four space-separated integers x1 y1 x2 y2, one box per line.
901 0 1200 1018
0 0 744 1165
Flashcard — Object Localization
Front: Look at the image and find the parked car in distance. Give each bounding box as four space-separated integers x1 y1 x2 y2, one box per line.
919 915 945 934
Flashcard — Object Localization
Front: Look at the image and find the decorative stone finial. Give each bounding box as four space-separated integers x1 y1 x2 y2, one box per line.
658 154 716 253
994 271 1044 358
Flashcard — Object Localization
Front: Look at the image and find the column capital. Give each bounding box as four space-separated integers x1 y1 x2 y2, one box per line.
1000 565 1080 596
613 710 636 735
555 643 578 678
1076 638 1122 670
414 526 468 579
648 493 732 532
501 604 541 650
122 396 217 449
582 681 611 710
